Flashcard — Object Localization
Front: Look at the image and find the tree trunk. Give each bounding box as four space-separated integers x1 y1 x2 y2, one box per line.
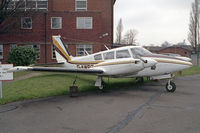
197 50 200 66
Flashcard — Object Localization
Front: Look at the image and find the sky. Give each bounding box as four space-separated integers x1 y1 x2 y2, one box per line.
114 0 194 46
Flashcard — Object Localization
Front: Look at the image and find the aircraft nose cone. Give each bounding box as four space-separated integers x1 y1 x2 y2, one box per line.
144 59 157 68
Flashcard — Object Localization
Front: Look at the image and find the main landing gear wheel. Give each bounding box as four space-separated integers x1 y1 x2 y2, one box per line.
136 77 144 83
99 81 106 90
166 81 176 92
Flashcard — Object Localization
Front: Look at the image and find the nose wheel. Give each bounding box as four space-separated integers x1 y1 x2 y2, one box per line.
166 80 176 92
95 76 106 90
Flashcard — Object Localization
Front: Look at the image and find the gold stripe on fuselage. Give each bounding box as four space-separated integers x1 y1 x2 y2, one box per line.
70 61 103 64
155 59 193 66
93 61 136 67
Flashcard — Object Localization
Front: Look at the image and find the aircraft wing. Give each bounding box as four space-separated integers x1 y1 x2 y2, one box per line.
8 66 104 74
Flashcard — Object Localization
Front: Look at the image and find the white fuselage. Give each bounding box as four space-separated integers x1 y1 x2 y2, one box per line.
60 46 192 78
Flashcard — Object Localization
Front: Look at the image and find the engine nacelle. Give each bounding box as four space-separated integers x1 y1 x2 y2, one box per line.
94 58 145 76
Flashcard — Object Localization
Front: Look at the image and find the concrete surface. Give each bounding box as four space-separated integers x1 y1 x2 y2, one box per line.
0 74 200 133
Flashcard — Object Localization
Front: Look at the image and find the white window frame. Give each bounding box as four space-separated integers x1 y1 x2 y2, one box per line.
7 0 48 11
75 0 87 11
76 17 93 29
76 44 92 56
21 17 32 29
51 17 62 29
0 45 3 59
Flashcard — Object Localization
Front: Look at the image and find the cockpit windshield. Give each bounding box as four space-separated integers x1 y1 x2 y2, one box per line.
131 47 152 57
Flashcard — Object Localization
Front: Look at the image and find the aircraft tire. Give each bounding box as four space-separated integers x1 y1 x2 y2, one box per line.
166 81 176 92
136 77 144 83
99 81 106 90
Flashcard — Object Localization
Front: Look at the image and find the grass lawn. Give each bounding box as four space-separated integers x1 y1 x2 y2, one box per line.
0 66 200 104
175 66 200 76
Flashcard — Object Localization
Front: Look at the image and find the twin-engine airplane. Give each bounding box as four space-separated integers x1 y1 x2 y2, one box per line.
9 35 193 92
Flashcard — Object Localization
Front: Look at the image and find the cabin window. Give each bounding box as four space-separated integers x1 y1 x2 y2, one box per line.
103 51 114 60
94 54 102 60
131 47 152 57
76 44 92 56
116 49 131 59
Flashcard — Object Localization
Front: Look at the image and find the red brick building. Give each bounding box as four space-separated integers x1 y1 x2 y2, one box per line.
157 45 192 57
0 0 116 64
145 45 193 58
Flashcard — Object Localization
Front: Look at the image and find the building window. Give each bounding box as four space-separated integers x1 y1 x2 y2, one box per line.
26 45 40 59
51 17 62 29
76 0 87 11
52 45 56 59
185 51 188 55
8 0 48 11
10 44 17 51
37 0 48 9
76 44 92 56
76 17 92 29
21 17 32 29
0 45 3 59
33 45 40 59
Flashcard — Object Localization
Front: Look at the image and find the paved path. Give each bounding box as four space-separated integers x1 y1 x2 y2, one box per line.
0 74 200 133
3 72 41 86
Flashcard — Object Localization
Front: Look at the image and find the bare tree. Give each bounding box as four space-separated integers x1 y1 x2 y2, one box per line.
0 0 39 34
161 41 171 47
123 29 138 45
115 18 123 44
188 0 200 65
0 0 24 25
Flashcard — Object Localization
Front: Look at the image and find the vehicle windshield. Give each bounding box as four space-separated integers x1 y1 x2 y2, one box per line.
131 47 152 57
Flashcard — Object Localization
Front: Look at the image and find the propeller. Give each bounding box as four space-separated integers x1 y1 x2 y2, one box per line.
135 55 148 63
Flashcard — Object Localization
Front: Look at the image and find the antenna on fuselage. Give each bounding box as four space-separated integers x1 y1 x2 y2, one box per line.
84 50 89 55
104 45 110 50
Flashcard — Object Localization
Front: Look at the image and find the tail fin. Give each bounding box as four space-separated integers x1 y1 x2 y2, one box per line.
52 35 72 62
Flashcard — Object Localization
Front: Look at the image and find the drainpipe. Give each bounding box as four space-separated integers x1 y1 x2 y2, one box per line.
44 12 47 64
111 0 114 45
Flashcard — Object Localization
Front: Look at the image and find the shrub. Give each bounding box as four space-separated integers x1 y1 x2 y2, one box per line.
6 46 38 66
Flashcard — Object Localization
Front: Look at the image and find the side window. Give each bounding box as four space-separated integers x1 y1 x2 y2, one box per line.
94 54 102 60
116 49 131 59
103 51 114 60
